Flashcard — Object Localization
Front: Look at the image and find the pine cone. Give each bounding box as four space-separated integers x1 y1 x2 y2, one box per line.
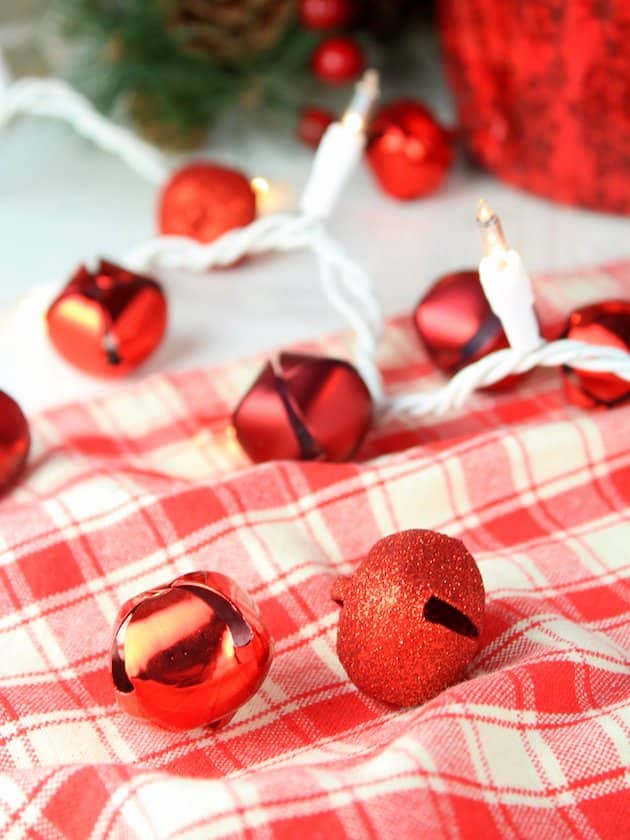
160 0 297 64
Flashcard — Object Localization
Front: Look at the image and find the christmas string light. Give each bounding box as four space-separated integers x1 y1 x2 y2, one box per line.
0 70 629 441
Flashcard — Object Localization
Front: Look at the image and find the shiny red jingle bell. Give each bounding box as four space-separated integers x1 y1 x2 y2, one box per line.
561 299 630 409
414 269 527 391
47 260 167 378
232 353 372 463
111 571 273 731
366 100 453 200
332 529 485 707
0 390 30 494
158 162 257 244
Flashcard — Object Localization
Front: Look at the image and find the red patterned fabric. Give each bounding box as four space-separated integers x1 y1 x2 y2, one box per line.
439 1 630 215
1 262 629 839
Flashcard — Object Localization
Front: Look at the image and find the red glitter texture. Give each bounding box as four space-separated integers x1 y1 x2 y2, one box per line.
111 571 273 731
158 162 257 243
439 1 630 215
332 530 485 707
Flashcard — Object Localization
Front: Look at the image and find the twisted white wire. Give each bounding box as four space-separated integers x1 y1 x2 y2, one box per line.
381 339 630 421
125 215 386 401
0 78 169 184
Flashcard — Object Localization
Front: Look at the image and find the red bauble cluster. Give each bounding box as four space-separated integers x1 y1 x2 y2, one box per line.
333 530 485 707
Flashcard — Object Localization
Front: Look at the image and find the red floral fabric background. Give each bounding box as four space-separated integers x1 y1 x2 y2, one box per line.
0 261 629 838
439 1 630 215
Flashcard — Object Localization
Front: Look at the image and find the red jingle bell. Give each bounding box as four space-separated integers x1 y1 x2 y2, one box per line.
232 352 372 463
561 299 630 409
414 269 528 391
366 100 453 200
158 162 257 244
111 571 273 731
332 529 485 707
0 390 30 494
47 260 167 378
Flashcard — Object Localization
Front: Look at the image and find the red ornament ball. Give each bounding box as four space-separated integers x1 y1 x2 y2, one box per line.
332 529 485 707
561 299 630 409
112 571 273 731
414 269 529 391
0 390 30 494
297 106 335 148
233 352 372 463
311 37 365 85
366 100 453 200
299 0 353 30
47 260 167 378
158 162 257 243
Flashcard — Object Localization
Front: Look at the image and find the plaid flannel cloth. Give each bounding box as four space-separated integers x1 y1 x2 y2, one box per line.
1 262 629 839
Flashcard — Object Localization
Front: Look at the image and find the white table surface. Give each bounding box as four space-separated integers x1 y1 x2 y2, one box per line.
1 74 629 415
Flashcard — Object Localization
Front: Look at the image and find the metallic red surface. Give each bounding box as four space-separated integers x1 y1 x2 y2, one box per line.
112 571 273 731
47 260 167 378
561 300 630 409
439 1 630 215
414 269 527 390
332 530 485 707
0 390 30 494
366 100 453 200
158 162 257 243
311 37 365 85
233 353 372 462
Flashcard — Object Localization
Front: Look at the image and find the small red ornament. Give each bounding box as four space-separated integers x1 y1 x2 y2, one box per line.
47 260 167 378
299 0 353 30
112 571 273 731
366 100 453 200
0 390 30 494
158 162 257 244
233 352 372 463
311 37 365 85
561 300 630 409
332 530 485 707
297 106 335 149
414 269 527 391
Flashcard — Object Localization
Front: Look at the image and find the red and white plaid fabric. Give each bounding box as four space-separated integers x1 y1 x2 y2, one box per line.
1 262 629 839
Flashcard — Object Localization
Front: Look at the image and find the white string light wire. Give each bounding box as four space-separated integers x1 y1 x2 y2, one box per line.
1 71 629 426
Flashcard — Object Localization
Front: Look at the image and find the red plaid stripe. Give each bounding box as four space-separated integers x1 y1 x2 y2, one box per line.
1 262 629 839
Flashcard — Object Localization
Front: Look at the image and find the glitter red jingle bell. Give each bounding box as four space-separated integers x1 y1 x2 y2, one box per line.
233 353 372 463
0 390 30 494
47 260 167 377
366 101 453 200
561 300 630 409
332 530 485 707
414 269 526 391
111 571 273 731
158 162 257 244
